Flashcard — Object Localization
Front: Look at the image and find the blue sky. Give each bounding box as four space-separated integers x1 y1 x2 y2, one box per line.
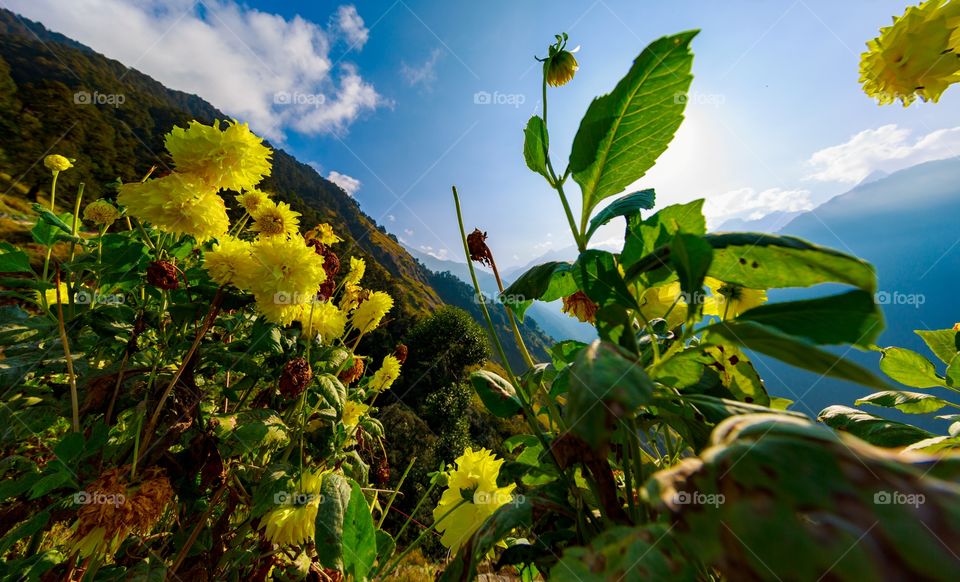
10 0 960 266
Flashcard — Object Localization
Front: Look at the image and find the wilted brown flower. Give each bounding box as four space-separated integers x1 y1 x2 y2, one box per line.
562 290 598 323
147 260 179 290
279 357 312 399
467 228 493 267
393 343 408 365
338 356 365 385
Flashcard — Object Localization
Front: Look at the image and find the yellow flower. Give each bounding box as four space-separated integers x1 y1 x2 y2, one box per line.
82 199 120 227
164 119 272 191
860 0 960 106
351 291 393 334
44 154 73 172
639 282 688 329
306 223 343 246
370 355 401 391
236 189 271 214
543 34 579 87
250 200 301 238
561 290 597 324
703 277 767 319
247 235 326 325
342 400 369 431
262 469 324 546
204 236 255 287
296 299 348 342
344 256 365 286
433 448 516 552
340 282 363 311
38 282 71 307
117 173 229 241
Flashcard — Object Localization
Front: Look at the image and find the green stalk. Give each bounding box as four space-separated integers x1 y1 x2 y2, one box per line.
377 456 417 529
378 499 468 580
541 76 585 252
394 472 440 543
54 271 79 432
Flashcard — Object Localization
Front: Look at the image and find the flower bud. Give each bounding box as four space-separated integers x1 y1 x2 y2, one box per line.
44 154 74 173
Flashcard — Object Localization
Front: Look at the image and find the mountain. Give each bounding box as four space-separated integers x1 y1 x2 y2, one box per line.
715 210 805 233
0 8 547 368
759 157 960 429
406 247 597 343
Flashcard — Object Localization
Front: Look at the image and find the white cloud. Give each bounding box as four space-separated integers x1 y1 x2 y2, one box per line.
419 245 448 260
401 48 442 89
6 0 383 142
327 171 361 196
806 124 960 184
387 214 396 222
704 187 814 227
403 228 414 236
333 5 369 49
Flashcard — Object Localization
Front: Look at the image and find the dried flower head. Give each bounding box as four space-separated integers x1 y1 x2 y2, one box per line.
467 228 493 267
279 357 312 399
562 290 598 323
147 260 180 290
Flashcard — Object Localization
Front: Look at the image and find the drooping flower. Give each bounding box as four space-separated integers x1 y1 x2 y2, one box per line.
351 291 393 334
639 282 689 329
432 448 516 552
117 173 229 241
44 154 74 173
543 33 580 87
279 357 312 399
236 189 271 214
703 277 767 319
204 236 255 288
146 260 179 290
295 299 348 342
250 200 301 239
262 469 324 546
466 229 493 267
165 119 272 191
306 223 343 246
369 354 401 391
342 400 370 431
83 199 120 226
246 235 326 325
860 0 960 106
562 290 598 323
339 356 365 385
343 256 366 286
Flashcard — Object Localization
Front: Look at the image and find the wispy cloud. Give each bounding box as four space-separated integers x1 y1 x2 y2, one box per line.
333 5 369 49
327 171 361 196
704 187 814 227
401 48 443 89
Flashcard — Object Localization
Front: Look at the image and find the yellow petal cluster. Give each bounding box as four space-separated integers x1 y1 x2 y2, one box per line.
83 199 120 227
262 469 324 546
342 400 370 431
251 200 301 238
236 189 271 214
351 291 394 334
639 282 688 329
117 173 229 241
860 0 960 105
370 354 401 391
295 299 348 342
703 277 767 319
165 119 272 191
433 448 516 552
204 236 255 287
344 256 366 286
245 235 326 325
306 223 343 246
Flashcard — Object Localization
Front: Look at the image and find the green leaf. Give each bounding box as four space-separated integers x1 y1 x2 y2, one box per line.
904 435 960 454
29 470 74 499
31 212 73 246
471 370 522 418
622 199 706 273
855 391 951 415
342 481 377 582
550 525 692 581
523 115 550 181
584 189 656 242
316 374 347 418
701 233 877 292
549 340 587 369
569 31 698 227
701 345 769 406
670 233 712 303
0 510 49 554
707 321 887 389
315 473 352 571
0 243 32 274
948 354 960 388
31 205 73 233
879 347 944 389
565 341 654 450
572 250 635 309
818 405 934 447
500 261 575 320
915 329 959 364
733 290 883 348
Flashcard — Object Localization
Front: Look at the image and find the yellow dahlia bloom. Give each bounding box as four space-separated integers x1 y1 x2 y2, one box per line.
339 282 363 311
250 200 300 238
247 235 326 324
433 448 516 552
83 199 120 227
860 0 960 105
44 154 73 172
306 223 343 246
370 354 401 391
262 469 324 546
703 277 767 319
117 173 229 241
351 291 393 334
204 236 255 287
165 119 272 192
296 299 348 342
639 282 688 329
344 256 366 286
236 189 271 214
342 400 369 431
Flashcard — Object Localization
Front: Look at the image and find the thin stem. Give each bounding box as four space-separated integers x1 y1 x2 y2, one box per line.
378 499 468 580
488 256 535 370
54 270 79 433
541 75 585 252
377 456 416 529
395 473 440 543
49 171 59 211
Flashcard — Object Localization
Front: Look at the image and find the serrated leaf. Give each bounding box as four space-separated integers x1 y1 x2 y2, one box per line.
622 199 706 275
915 329 960 364
584 189 656 242
855 391 950 414
523 115 550 181
879 347 944 389
315 473 352 571
0 243 33 274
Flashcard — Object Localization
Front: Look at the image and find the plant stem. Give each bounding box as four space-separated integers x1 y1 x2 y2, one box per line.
394 472 440 543
378 499 468 580
54 270 80 432
170 482 228 575
488 254 535 370
377 456 416 529
541 76 586 252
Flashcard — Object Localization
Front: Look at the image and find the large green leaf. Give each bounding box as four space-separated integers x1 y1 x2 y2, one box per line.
572 250 635 309
470 370 522 418
855 391 951 415
584 189 656 242
701 233 877 292
523 115 550 181
569 31 698 228
499 261 575 320
818 405 934 447
916 329 960 364
707 321 887 389
622 199 706 273
670 233 712 303
0 243 32 274
342 481 377 581
315 473 352 571
879 347 944 389
733 290 883 348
